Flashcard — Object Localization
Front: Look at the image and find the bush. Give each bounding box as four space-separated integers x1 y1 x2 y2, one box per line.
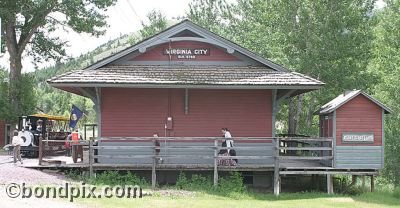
92 171 148 187
175 172 213 191
65 169 88 181
393 187 400 198
218 172 246 193
342 185 365 196
175 172 246 197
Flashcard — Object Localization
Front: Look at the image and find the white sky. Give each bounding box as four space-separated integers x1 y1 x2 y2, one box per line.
0 0 386 73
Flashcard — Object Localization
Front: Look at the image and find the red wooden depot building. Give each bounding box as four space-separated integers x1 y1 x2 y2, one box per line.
49 20 324 138
48 20 391 194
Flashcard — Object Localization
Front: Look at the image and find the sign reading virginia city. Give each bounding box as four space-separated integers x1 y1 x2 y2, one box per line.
164 48 210 59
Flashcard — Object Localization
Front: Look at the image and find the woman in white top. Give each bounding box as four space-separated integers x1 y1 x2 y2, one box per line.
218 128 237 166
222 128 233 153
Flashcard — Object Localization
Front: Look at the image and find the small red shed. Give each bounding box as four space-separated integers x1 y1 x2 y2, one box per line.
318 90 391 169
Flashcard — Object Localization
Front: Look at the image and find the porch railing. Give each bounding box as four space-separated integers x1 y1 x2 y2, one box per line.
38 136 334 192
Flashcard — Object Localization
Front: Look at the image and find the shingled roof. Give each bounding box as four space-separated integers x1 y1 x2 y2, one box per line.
317 90 392 115
48 65 324 89
48 20 324 94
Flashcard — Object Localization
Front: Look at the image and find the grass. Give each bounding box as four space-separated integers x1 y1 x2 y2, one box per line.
64 171 400 208
74 190 400 208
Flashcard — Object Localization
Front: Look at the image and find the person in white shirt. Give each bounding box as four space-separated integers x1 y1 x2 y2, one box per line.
12 130 23 164
218 128 237 166
222 128 233 152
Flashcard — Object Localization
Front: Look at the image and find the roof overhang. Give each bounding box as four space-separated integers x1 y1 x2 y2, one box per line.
50 83 322 90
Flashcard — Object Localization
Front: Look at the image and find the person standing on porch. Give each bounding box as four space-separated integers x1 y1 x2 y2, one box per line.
153 133 162 163
12 130 23 164
218 128 237 166
222 128 234 153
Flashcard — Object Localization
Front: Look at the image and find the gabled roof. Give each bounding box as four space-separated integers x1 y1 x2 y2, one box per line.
317 90 392 115
48 19 324 93
48 65 324 89
82 19 289 72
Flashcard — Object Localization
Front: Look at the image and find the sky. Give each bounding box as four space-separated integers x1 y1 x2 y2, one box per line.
0 0 386 73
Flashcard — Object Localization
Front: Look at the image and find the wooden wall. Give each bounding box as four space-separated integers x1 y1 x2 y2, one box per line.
335 95 382 146
333 94 384 169
101 88 273 137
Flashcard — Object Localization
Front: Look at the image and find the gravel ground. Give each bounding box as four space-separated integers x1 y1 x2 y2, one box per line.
0 155 91 208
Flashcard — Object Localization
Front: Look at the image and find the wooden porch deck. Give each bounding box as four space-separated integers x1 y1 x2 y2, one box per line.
23 155 377 176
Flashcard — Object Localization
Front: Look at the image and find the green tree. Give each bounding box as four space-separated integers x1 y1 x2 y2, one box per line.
0 69 36 122
369 0 400 187
139 10 168 39
0 0 117 116
186 0 232 36
189 0 377 135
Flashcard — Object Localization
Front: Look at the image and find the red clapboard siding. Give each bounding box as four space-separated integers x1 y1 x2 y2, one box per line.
101 88 272 137
0 120 5 147
336 95 382 146
130 41 239 62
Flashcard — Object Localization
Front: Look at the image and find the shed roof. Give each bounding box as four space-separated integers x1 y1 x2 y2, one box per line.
47 65 324 89
317 90 392 115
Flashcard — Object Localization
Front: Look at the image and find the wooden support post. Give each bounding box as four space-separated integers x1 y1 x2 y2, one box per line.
327 174 334 194
213 139 218 186
362 175 366 189
351 175 357 186
370 175 374 192
89 140 94 178
152 139 157 189
274 138 280 196
38 136 43 165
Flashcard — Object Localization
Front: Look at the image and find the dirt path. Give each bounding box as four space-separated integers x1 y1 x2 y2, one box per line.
0 155 91 208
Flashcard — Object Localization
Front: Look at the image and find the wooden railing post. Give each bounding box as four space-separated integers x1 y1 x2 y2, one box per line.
152 138 157 189
89 140 94 178
370 175 374 192
38 136 43 165
274 138 280 196
327 174 334 194
213 139 218 186
331 138 334 168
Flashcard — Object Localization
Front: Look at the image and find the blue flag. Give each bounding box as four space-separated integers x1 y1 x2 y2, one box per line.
69 105 83 129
